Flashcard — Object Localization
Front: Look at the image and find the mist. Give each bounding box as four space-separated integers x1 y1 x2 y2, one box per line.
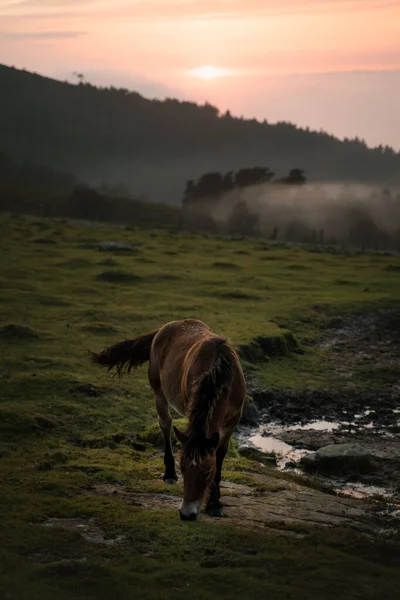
201 181 400 250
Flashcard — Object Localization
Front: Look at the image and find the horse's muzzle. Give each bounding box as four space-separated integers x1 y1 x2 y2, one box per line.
179 500 200 521
179 510 198 521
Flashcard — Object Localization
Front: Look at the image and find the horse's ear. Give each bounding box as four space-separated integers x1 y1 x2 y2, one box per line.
207 432 220 453
173 426 188 446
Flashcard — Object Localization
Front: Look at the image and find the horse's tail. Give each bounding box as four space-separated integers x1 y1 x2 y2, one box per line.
89 328 159 377
186 337 236 439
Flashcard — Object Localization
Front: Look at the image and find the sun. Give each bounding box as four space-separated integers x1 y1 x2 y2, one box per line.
190 65 232 80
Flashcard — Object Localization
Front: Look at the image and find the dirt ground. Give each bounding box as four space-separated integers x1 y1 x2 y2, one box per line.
83 476 398 536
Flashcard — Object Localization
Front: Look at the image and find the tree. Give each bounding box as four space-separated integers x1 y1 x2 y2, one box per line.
277 168 307 185
222 171 234 191
235 167 274 188
182 179 196 206
73 72 86 84
182 172 225 206
182 166 275 207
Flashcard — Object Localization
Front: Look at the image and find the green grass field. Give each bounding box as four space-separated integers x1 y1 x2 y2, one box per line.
1 214 399 599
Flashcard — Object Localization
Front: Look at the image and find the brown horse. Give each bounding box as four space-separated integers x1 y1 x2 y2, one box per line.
90 319 246 520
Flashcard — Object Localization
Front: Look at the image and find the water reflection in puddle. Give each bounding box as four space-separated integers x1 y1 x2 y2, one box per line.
249 434 292 455
248 433 311 470
248 420 341 458
337 482 394 500
289 420 340 432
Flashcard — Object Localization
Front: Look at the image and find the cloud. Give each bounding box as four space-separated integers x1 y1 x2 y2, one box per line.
3 0 400 20
2 1 398 85
2 30 87 40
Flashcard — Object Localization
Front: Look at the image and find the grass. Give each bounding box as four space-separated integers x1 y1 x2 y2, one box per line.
1 213 400 599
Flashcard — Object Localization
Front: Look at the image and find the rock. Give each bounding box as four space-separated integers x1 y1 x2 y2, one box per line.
240 399 260 426
301 443 374 475
99 242 136 253
239 332 299 364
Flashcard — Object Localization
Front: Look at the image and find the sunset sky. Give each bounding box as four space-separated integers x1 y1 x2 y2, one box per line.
1 1 400 148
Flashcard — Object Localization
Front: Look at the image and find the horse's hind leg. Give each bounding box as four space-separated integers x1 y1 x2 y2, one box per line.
155 391 177 484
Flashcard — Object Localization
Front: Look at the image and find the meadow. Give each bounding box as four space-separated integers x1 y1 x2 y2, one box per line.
1 213 399 599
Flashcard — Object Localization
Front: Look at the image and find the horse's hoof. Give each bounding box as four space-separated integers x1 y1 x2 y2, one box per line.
163 477 177 485
205 505 224 518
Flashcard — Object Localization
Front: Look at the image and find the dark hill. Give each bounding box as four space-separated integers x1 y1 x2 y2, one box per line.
1 64 399 203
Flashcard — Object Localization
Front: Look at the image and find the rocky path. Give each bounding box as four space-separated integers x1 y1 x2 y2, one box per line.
85 471 399 537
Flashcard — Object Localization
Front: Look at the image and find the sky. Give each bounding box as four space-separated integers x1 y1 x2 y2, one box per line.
1 0 400 149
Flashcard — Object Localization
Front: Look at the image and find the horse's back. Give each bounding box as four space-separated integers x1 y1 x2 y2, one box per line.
148 319 245 425
151 319 211 365
148 319 211 398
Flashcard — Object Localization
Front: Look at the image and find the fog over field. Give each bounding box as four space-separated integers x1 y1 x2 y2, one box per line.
202 181 400 248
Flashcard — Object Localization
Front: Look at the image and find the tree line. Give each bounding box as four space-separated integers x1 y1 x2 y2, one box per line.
182 167 306 206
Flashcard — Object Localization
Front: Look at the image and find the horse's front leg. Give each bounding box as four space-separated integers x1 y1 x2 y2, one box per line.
205 436 229 517
155 392 177 484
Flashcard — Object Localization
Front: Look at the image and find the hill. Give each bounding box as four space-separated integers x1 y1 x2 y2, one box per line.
1 64 400 203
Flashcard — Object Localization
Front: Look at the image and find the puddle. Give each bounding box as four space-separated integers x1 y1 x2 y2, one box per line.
249 434 293 455
248 432 313 470
238 415 399 501
337 482 394 500
245 420 341 457
288 420 340 432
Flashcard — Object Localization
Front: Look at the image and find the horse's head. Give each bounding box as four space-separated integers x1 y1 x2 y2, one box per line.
173 426 219 521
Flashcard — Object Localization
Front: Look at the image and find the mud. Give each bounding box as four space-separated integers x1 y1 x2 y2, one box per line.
246 381 399 431
317 308 400 391
240 308 400 504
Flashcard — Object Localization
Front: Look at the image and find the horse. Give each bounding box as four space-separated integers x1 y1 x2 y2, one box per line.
89 319 246 521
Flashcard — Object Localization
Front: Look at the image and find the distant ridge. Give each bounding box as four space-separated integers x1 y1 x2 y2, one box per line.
0 64 399 203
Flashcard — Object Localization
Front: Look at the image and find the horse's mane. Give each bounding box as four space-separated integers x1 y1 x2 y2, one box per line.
181 337 234 459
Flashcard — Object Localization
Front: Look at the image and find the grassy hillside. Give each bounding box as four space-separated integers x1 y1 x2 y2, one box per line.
1 64 400 203
1 214 399 599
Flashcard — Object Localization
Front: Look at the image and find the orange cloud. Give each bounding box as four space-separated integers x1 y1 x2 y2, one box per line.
2 1 400 19
2 31 87 40
1 0 399 79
